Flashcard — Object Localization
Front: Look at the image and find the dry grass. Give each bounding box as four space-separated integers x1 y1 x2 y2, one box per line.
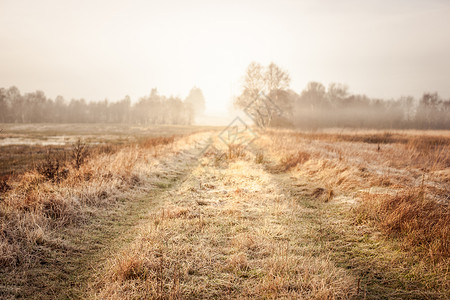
226 144 247 160
357 190 449 259
0 133 203 272
2 127 449 298
258 129 449 260
91 145 355 299
277 151 311 172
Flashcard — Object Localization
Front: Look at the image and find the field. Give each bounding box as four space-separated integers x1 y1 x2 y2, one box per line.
0 124 449 299
0 124 216 176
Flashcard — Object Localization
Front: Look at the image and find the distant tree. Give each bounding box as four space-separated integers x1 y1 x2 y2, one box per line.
110 96 131 123
54 96 67 122
415 93 440 129
235 62 290 127
167 97 185 124
265 63 291 92
185 87 206 117
2 80 447 129
25 90 47 122
7 86 24 123
327 83 349 106
398 96 416 125
68 99 88 123
0 88 8 122
302 82 327 108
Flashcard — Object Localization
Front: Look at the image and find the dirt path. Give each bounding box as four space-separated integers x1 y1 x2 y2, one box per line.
89 139 357 299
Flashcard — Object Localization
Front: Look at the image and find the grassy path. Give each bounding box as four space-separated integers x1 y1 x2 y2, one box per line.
88 138 447 299
90 142 356 298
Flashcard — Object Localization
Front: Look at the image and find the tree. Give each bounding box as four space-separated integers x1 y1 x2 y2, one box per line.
415 93 440 128
302 82 326 108
0 88 8 122
25 90 47 122
54 96 67 122
327 83 349 105
235 62 290 127
8 86 24 123
184 87 206 117
0 85 200 125
265 62 290 92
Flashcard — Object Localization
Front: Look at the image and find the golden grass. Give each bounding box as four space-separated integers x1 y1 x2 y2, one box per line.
0 133 205 271
357 190 449 259
2 127 449 298
258 129 449 260
91 149 355 299
278 151 311 172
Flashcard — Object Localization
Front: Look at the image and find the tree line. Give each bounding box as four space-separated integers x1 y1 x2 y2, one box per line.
235 62 450 129
0 86 205 125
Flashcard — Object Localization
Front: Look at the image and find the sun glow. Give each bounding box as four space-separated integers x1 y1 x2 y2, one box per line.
1 0 449 116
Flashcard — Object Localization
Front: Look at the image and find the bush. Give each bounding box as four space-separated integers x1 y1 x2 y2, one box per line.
36 151 67 182
71 139 89 169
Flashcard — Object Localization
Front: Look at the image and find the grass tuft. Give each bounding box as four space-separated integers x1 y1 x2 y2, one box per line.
357 190 449 259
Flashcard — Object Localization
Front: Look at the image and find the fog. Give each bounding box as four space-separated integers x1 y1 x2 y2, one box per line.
1 0 450 119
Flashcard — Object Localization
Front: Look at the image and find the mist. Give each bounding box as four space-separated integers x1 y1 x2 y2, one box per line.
1 0 450 118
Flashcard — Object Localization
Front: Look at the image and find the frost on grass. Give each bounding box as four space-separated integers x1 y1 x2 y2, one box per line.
92 150 355 299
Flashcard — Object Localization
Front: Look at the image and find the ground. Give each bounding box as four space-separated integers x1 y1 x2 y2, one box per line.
0 125 448 299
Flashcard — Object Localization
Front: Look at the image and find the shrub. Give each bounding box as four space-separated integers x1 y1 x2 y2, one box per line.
226 144 247 160
36 151 67 182
71 139 89 169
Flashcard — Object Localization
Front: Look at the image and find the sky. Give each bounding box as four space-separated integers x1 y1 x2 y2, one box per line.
1 0 449 115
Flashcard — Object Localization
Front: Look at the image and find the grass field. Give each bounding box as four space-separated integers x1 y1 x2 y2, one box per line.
0 124 216 176
0 124 448 299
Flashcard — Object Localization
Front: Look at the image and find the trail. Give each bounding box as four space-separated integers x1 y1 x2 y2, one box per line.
90 138 356 299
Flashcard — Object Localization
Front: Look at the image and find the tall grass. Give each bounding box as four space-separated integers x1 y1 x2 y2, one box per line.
259 129 450 259
0 135 182 270
357 190 449 259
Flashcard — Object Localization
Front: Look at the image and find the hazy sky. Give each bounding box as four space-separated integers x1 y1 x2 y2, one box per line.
1 0 449 114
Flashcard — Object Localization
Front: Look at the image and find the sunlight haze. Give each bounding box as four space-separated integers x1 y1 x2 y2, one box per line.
1 0 449 115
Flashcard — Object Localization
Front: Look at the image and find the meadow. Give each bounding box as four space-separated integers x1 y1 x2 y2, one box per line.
0 124 448 299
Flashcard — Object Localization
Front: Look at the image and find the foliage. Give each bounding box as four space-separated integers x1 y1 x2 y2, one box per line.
0 87 195 125
234 62 450 129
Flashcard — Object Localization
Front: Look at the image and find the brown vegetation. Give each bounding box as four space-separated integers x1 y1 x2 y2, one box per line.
259 129 449 259
1 127 448 299
91 151 356 299
357 190 449 259
0 134 188 271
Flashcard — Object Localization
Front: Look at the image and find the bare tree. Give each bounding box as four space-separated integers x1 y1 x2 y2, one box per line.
265 62 290 92
235 62 290 127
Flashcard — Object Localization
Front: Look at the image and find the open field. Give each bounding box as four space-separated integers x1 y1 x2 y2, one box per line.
0 125 449 299
0 124 217 176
